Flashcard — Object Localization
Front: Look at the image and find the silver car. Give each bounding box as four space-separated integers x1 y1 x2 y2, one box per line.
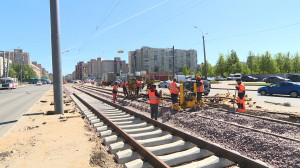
158 81 171 88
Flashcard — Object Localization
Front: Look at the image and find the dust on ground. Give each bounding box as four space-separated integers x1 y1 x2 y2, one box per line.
0 87 122 168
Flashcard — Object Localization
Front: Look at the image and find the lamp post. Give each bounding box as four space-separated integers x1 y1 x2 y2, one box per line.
194 26 208 80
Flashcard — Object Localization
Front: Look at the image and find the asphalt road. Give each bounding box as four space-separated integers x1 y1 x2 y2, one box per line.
0 84 52 138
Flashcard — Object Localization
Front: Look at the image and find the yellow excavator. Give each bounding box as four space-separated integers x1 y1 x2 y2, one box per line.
170 83 207 111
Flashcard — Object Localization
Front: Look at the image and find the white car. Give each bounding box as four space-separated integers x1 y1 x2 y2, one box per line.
36 81 42 85
227 73 242 80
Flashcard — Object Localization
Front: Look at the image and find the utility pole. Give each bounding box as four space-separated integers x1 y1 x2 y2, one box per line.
2 51 6 77
50 0 64 114
172 46 175 79
6 52 10 77
202 35 207 80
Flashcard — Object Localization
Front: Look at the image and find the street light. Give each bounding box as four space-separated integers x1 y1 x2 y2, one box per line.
194 26 208 80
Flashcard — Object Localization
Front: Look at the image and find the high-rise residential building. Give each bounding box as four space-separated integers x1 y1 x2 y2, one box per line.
0 49 49 78
74 57 126 80
128 46 197 74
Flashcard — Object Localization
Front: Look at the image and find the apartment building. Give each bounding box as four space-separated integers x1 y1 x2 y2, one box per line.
74 57 126 80
0 49 49 78
128 46 197 74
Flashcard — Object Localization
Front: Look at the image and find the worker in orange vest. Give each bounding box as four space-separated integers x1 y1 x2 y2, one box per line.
168 79 179 105
148 85 161 120
122 81 128 97
196 76 204 103
136 80 140 95
112 82 118 103
235 79 246 112
139 80 143 93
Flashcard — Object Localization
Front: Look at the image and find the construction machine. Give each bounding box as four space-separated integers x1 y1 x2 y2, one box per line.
171 83 207 111
127 77 137 96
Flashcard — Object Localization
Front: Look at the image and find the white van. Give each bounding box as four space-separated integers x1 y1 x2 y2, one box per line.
227 73 242 80
174 75 186 82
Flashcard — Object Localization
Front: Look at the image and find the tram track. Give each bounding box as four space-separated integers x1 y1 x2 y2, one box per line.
67 85 270 168
81 84 300 125
77 84 300 142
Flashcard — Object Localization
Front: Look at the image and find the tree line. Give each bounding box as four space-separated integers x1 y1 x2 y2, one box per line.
181 50 300 77
8 63 38 80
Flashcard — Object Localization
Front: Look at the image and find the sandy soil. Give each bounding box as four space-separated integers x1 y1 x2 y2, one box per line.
0 87 122 168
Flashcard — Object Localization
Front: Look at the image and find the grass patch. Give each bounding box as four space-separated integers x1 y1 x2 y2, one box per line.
209 81 220 84
228 82 270 86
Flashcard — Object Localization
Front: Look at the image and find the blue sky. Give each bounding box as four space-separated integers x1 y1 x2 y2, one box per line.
1 0 300 75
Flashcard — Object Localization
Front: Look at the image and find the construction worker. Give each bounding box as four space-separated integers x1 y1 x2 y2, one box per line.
235 79 246 112
112 82 118 103
169 79 179 105
139 80 143 93
196 76 204 103
104 80 107 87
148 85 161 120
136 80 140 95
122 81 128 97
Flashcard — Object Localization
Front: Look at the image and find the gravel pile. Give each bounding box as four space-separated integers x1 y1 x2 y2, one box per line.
199 109 300 140
167 111 300 168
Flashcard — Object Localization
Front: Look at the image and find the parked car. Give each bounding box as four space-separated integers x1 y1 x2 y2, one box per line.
158 81 171 88
182 80 211 95
227 73 242 80
258 82 300 98
207 77 215 81
265 76 289 83
63 80 67 84
36 81 42 85
215 76 225 81
288 75 300 82
241 75 258 82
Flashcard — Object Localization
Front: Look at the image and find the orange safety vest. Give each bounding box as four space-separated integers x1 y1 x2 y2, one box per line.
113 85 118 92
149 91 160 104
196 80 205 93
169 82 179 94
237 84 245 94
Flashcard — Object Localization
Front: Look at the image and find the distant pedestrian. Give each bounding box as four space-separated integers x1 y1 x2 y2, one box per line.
112 82 118 103
122 81 128 97
148 85 161 120
136 80 140 95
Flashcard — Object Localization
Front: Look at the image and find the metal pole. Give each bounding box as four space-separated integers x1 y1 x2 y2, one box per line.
50 0 64 114
202 35 207 80
7 52 10 77
3 51 6 77
134 53 136 78
172 46 175 79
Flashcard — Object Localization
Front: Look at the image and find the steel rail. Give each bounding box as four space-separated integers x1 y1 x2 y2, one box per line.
79 85 300 127
73 93 170 168
74 86 269 168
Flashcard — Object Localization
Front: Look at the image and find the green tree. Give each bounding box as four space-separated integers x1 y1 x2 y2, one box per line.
83 73 88 80
274 52 284 73
259 51 278 74
225 50 242 75
200 62 214 76
8 63 37 81
242 63 250 75
283 52 293 73
182 65 190 76
293 52 300 73
189 68 195 76
215 53 226 77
